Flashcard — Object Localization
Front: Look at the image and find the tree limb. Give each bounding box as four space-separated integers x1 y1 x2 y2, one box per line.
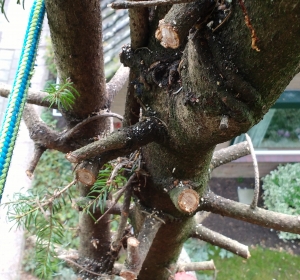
112 184 132 249
66 117 167 163
245 133 260 209
210 141 250 170
26 144 46 179
109 0 198 9
107 65 130 106
190 223 250 259
23 104 72 153
121 215 164 279
60 112 123 141
0 83 56 108
177 260 215 272
200 191 300 234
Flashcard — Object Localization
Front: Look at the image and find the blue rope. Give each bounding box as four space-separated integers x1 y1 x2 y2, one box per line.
0 0 45 202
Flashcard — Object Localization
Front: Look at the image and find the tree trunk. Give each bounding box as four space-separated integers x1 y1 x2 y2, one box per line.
42 0 300 279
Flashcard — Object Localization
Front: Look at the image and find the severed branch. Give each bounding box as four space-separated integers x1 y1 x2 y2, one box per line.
109 0 198 9
177 260 215 272
245 133 260 209
121 215 164 279
210 141 250 170
155 0 215 49
200 191 300 234
26 144 46 179
190 223 250 259
66 117 167 163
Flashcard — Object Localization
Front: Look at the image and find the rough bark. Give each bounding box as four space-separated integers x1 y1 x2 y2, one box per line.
24 0 300 279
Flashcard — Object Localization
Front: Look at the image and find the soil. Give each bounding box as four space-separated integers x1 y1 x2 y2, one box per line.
203 178 300 255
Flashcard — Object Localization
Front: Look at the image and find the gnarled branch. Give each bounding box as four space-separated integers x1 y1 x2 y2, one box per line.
200 191 300 234
66 117 167 163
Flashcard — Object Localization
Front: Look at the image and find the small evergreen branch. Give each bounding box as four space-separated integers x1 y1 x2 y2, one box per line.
82 163 127 220
43 78 80 111
1 180 76 278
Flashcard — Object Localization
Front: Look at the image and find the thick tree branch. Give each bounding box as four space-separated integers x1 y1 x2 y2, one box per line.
190 224 250 259
200 191 300 234
23 105 72 153
210 141 250 170
109 0 198 9
66 117 167 163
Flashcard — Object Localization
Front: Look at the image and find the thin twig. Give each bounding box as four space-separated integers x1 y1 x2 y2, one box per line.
95 173 136 224
245 133 259 209
12 180 76 220
58 256 104 277
112 184 132 249
61 112 123 141
108 0 197 9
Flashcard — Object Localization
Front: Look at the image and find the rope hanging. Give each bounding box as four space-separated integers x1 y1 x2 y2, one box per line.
0 0 45 202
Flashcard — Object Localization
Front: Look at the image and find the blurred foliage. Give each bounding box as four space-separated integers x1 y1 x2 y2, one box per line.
262 163 300 240
44 37 58 77
264 109 300 143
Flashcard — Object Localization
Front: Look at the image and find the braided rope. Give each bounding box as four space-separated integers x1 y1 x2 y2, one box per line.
0 0 45 202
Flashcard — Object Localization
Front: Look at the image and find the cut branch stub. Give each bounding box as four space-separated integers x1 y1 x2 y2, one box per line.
75 160 100 186
120 237 141 280
155 19 180 49
169 186 199 214
155 1 216 49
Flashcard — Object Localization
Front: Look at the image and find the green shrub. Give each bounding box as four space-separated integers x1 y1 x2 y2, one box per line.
262 163 300 240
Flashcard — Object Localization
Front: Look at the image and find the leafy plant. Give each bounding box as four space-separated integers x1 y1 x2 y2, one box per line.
262 163 300 240
43 78 80 111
